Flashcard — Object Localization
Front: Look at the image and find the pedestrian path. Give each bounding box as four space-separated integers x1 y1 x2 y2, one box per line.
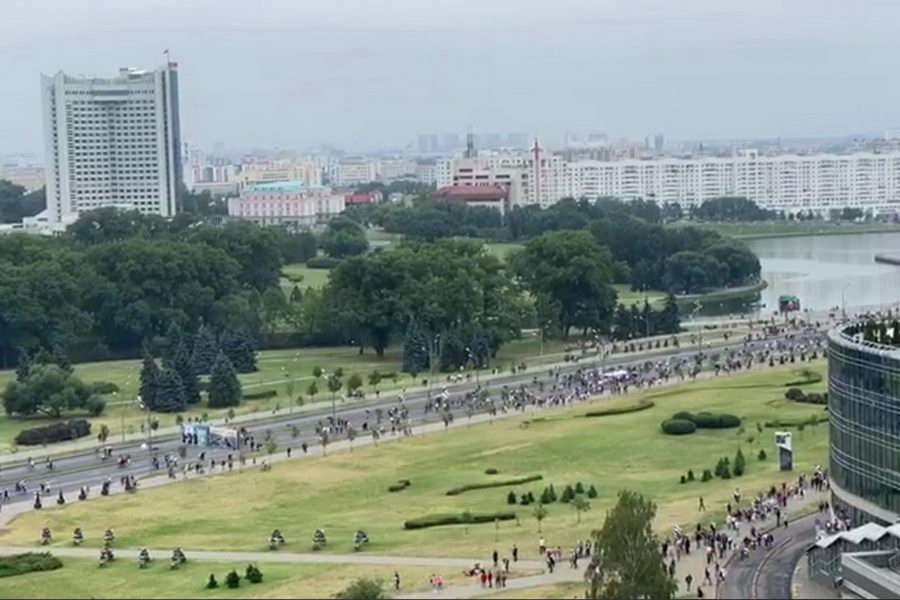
668 488 828 598
0 544 545 569
399 568 582 599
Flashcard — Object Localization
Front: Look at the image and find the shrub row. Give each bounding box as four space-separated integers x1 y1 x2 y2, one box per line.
404 511 516 530
388 479 411 492
446 475 542 496
585 399 655 418
89 381 120 395
0 553 63 578
15 420 91 446
784 370 823 386
484 468 499 475
244 389 278 401
764 415 829 428
306 257 342 269
784 388 827 405
673 411 741 429
661 419 696 435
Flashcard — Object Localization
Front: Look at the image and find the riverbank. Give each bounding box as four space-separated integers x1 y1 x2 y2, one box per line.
677 221 900 240
675 279 767 306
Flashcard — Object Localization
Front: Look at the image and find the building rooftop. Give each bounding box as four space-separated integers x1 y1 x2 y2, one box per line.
246 180 322 192
433 185 508 202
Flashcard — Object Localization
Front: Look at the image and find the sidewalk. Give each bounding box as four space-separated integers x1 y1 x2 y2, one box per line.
669 488 828 598
399 568 582 599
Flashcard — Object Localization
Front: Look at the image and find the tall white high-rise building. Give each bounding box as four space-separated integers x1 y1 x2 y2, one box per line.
41 63 182 223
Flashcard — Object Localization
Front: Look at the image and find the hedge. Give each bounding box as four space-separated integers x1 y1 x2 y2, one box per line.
306 257 342 269
784 372 823 386
388 479 411 492
764 415 829 428
15 420 91 446
446 475 543 496
404 511 516 530
669 411 741 430
243 389 278 401
0 553 63 578
89 381 120 395
661 419 697 435
784 388 827 405
585 399 654 418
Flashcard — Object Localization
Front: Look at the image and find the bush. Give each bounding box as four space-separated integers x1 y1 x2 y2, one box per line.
584 399 655 417
691 412 742 429
701 469 713 482
586 484 598 498
388 479 411 492
560 485 575 503
672 411 694 420
225 570 241 589
507 491 517 504
784 370 822 386
14 420 91 446
784 388 806 401
733 449 746 477
445 475 542 496
306 256 342 269
801 392 827 405
574 482 584 494
0 553 63 578
764 415 829 428
758 449 767 461
85 396 106 417
206 574 219 589
485 468 500 475
714 457 732 479
245 564 263 584
403 511 516 530
679 475 686 484
243 389 278 401
687 469 695 482
660 418 697 435
89 381 120 395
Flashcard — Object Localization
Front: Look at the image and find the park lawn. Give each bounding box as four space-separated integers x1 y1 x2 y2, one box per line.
1 364 829 561
0 557 473 599
280 263 330 291
612 284 666 307
474 582 586 599
484 242 524 262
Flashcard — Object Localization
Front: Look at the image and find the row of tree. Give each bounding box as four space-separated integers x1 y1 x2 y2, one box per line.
0 179 45 224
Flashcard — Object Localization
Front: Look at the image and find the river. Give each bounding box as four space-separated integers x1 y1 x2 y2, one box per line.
698 231 900 318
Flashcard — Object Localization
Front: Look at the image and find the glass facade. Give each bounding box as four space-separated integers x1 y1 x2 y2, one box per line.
829 327 900 523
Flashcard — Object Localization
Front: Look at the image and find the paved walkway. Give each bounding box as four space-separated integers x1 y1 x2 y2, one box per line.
664 488 828 599
0 544 545 570
399 569 582 599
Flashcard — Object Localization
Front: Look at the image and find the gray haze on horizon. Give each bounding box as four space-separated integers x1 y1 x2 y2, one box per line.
1 0 899 154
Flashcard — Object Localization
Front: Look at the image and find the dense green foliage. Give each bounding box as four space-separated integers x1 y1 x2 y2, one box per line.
445 474 543 496
207 353 242 408
0 552 63 578
585 491 676 599
321 217 369 259
3 365 103 418
403 511 516 530
660 418 697 435
334 578 392 600
14 420 91 446
692 197 777 221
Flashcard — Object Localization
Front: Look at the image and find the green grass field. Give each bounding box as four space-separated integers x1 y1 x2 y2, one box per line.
612 284 665 307
0 557 474 599
2 364 829 561
280 264 331 291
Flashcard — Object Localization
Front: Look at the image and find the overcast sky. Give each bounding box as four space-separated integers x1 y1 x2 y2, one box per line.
2 0 899 154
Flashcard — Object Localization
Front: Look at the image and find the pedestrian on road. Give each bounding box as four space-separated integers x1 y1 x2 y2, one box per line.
699 496 706 511
539 537 546 555
512 544 518 562
685 573 693 591
492 549 498 567
697 586 705 598
393 571 400 591
286 447 292 458
503 557 510 572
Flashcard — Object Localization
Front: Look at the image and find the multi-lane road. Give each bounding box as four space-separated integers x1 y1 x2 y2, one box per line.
0 328 823 517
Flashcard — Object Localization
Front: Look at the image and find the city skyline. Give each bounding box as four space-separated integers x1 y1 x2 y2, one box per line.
3 0 900 154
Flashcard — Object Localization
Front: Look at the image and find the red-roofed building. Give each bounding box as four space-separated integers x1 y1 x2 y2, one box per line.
344 191 383 205
431 184 509 215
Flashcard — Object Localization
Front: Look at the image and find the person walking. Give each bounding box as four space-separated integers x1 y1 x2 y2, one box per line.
492 549 498 567
698 496 706 511
512 544 519 562
539 537 546 555
685 573 693 591
393 571 400 591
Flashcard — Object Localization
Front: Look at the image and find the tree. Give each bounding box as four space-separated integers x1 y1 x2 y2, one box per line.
334 578 391 600
321 218 370 259
261 287 289 333
162 322 187 363
507 491 518 505
245 564 263 584
173 340 200 405
571 495 591 523
733 448 746 477
206 574 219 589
307 380 319 403
190 325 218 375
221 328 257 373
584 490 677 600
560 485 575 503
587 484 598 499
14 347 31 382
347 373 363 396
153 366 186 413
3 364 100 418
139 352 160 411
208 353 242 408
190 221 284 291
532 503 548 533
225 570 241 589
402 318 431 375
368 370 382 393
327 373 343 413
511 230 616 338
656 294 681 334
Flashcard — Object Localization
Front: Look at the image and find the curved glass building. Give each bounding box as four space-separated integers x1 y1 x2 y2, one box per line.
828 324 900 525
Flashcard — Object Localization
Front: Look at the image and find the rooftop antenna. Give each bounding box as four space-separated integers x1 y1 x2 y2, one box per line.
465 126 475 158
